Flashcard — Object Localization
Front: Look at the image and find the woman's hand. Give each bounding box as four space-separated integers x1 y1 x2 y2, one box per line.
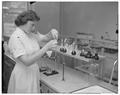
17 40 57 67
44 40 58 51
50 29 59 40
35 29 59 43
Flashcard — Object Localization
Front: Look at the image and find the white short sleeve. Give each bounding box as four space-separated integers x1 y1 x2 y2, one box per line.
9 36 26 58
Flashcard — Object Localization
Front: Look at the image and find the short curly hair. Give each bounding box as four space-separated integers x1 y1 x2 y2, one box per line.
15 10 40 27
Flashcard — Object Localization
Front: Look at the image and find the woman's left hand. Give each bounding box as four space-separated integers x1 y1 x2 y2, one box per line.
50 29 59 40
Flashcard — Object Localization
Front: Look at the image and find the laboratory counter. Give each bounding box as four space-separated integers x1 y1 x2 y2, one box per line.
4 52 118 93
39 58 98 93
38 58 118 93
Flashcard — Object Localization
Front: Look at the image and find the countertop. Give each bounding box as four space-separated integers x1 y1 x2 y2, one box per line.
38 58 118 93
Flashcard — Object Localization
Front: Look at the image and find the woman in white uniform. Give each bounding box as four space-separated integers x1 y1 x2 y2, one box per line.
8 10 58 93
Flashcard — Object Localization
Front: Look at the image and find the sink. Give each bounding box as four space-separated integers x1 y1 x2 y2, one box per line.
72 85 114 94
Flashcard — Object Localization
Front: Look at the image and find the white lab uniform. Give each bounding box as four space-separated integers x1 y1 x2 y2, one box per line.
8 28 40 93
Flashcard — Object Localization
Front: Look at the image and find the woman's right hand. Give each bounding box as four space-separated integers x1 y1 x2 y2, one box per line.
44 40 58 51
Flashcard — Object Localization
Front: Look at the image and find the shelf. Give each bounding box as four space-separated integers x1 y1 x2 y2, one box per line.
58 35 118 50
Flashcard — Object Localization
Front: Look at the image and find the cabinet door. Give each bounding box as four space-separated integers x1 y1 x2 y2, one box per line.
40 81 56 93
40 82 48 93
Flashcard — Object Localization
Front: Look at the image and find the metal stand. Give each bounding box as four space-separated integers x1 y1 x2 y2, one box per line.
61 37 65 81
62 62 65 81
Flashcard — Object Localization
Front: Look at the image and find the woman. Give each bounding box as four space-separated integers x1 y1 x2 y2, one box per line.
8 10 58 93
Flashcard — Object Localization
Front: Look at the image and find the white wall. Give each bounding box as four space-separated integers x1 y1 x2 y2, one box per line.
31 2 118 40
61 2 118 40
31 2 60 34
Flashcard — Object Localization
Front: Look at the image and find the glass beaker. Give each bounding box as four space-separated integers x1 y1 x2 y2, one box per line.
89 63 99 76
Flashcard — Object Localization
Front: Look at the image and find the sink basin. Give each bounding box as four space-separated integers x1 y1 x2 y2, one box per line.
73 85 114 94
